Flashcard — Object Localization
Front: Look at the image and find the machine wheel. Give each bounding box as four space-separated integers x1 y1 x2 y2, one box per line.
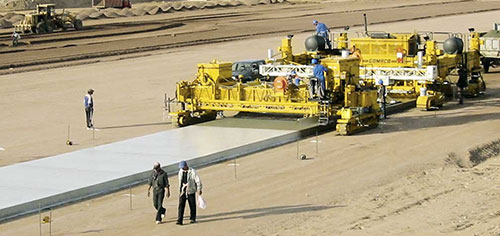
74 19 83 30
46 24 53 33
484 63 490 73
35 22 47 34
480 77 486 92
483 58 490 73
174 116 185 128
337 123 350 136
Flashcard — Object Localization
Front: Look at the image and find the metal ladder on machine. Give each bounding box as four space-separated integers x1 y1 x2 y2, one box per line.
259 64 332 125
318 100 330 125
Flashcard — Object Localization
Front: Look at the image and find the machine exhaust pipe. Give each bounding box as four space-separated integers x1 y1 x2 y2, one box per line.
267 49 274 61
417 51 424 68
363 13 368 36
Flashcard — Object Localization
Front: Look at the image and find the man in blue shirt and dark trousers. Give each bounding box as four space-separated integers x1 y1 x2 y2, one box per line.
84 89 94 129
310 59 328 100
313 20 331 49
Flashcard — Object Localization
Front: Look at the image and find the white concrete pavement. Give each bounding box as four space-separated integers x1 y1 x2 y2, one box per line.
0 118 318 222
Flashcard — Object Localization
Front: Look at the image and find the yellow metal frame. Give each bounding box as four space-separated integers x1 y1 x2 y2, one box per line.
170 36 381 135
349 31 485 110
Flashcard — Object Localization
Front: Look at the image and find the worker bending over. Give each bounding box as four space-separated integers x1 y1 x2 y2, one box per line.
287 70 301 86
313 20 331 49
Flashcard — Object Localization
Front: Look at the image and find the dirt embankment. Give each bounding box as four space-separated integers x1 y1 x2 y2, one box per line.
261 140 500 236
0 0 286 28
0 0 90 11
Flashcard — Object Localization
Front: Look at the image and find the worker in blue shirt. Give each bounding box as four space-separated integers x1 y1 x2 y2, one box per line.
310 59 328 100
287 70 301 86
313 20 331 49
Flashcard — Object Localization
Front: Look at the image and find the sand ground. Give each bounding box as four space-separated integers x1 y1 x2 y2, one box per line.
0 74 499 235
1 1 499 167
1 1 500 236
2 0 499 72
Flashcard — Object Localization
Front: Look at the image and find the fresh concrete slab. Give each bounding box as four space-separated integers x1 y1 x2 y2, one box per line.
0 118 318 222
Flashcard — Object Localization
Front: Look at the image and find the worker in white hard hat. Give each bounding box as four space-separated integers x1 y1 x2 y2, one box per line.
313 20 331 49
147 162 170 224
84 89 94 129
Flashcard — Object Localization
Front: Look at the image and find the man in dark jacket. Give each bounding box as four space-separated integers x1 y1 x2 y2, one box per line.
147 162 170 224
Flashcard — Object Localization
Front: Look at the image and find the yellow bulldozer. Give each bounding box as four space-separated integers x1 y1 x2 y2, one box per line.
168 35 381 135
15 4 83 34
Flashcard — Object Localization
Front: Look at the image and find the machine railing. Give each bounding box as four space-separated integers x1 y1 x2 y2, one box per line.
360 66 438 84
259 64 314 77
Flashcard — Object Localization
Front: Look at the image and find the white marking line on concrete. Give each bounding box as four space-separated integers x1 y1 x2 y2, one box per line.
122 194 135 197
0 147 4 151
227 163 240 166
309 140 322 143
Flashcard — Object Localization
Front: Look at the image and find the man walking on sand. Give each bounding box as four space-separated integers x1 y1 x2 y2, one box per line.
84 89 94 129
11 31 20 47
177 161 202 225
147 162 170 224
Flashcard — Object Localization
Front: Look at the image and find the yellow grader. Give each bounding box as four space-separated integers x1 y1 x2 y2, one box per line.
169 35 381 135
343 28 485 110
15 4 83 34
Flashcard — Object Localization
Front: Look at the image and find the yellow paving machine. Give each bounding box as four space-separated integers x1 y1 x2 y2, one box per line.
340 21 485 110
169 35 381 135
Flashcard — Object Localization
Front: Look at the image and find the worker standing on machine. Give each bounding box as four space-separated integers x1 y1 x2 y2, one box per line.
84 89 94 129
147 162 170 224
350 44 362 60
313 20 331 49
311 59 328 100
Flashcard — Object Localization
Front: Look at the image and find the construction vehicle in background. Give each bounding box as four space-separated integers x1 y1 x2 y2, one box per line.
92 0 132 9
480 23 500 73
15 4 83 34
168 35 381 135
339 15 485 110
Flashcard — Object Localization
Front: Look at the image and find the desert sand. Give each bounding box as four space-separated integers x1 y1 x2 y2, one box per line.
0 1 499 235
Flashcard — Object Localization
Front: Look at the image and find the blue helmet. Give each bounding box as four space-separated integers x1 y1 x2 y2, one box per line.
290 70 297 75
313 20 318 25
311 58 318 64
179 160 187 169
378 79 384 85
